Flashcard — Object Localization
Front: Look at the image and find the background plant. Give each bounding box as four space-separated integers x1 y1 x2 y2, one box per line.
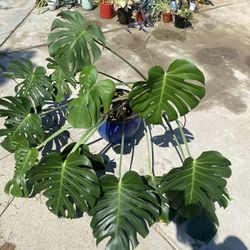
0 10 231 250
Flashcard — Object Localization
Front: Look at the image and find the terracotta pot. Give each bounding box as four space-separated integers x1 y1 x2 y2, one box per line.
137 12 144 22
100 1 114 19
162 12 172 23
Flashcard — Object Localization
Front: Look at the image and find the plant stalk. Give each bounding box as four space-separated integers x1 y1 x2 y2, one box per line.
98 71 133 89
36 123 72 150
144 121 156 185
40 102 69 116
95 40 147 80
70 119 106 154
176 120 191 157
118 118 125 179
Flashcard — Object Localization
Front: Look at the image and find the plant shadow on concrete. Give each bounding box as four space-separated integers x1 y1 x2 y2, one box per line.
175 218 248 250
0 50 37 87
0 11 234 250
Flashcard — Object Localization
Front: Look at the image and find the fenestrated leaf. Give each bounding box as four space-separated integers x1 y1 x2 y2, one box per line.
160 151 232 222
129 59 205 124
3 58 53 108
47 58 77 102
67 66 115 128
29 151 100 218
48 11 106 76
89 171 160 250
4 137 39 197
0 96 44 144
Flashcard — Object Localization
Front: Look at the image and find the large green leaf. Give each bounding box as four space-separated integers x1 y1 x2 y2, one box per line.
0 96 44 144
129 59 205 124
90 171 159 250
29 151 100 218
48 11 106 76
4 137 39 197
47 58 77 102
3 58 52 108
67 66 115 128
160 151 231 221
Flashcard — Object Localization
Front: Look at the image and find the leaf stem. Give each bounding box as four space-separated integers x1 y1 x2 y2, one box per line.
118 118 125 179
70 119 106 154
176 119 191 158
143 121 156 186
40 102 69 116
98 71 133 89
163 115 185 162
36 123 72 150
95 40 147 80
98 71 123 83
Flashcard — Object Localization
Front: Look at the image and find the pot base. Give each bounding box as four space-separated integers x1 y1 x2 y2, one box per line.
98 117 142 144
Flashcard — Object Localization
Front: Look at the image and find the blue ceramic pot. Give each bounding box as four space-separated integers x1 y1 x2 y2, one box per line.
98 116 142 144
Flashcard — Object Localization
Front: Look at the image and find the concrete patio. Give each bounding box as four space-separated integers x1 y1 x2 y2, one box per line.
0 0 250 249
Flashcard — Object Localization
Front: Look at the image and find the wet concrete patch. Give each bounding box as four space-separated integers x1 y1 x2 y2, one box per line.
223 94 248 114
152 28 187 42
196 47 238 65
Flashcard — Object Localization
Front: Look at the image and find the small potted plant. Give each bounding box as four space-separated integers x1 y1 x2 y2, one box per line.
100 0 114 19
114 0 134 24
151 0 173 23
0 11 232 250
174 3 193 28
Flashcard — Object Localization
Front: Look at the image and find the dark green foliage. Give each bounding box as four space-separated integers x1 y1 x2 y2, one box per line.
3 58 52 108
0 96 44 144
4 137 39 197
90 171 160 250
29 151 100 218
48 11 106 76
160 151 232 223
129 59 205 124
67 66 115 128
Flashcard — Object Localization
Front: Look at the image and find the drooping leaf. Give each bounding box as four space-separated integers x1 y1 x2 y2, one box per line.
48 11 106 76
4 137 39 197
129 59 205 124
3 58 52 108
160 151 231 222
47 58 76 102
0 96 44 144
143 175 171 224
67 66 115 128
90 171 159 250
29 151 100 218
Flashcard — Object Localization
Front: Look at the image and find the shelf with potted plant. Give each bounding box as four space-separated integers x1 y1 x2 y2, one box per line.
0 10 232 250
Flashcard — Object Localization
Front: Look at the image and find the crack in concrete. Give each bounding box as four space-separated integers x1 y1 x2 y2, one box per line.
0 5 36 48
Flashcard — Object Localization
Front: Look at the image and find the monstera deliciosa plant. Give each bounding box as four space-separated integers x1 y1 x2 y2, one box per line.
0 10 231 249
